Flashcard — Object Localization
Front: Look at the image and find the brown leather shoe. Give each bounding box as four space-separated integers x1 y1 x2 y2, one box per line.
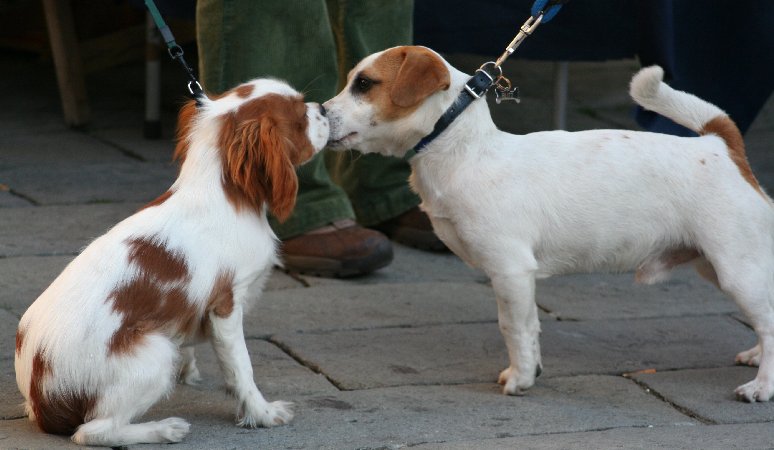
280 219 393 278
371 207 447 252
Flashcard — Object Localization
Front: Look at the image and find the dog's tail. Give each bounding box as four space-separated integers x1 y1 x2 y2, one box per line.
630 65 731 135
630 65 762 195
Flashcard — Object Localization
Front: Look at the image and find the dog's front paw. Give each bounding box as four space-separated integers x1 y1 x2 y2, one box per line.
735 344 761 367
735 378 774 402
238 400 294 428
497 366 538 395
156 417 191 442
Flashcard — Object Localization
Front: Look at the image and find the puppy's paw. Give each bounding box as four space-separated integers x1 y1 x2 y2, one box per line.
735 378 774 402
157 417 191 443
238 400 294 428
497 366 537 396
179 356 202 385
735 344 761 367
179 366 202 385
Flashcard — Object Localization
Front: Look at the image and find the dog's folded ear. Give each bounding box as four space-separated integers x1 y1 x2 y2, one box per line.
221 115 298 221
255 116 299 222
391 47 451 108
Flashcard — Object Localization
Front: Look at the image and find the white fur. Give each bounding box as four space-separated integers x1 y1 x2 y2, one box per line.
325 48 774 401
15 79 328 446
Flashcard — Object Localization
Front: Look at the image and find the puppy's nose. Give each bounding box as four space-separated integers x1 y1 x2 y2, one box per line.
319 104 327 117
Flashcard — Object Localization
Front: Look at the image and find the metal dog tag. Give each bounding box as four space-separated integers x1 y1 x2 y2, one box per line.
493 75 520 104
495 86 520 104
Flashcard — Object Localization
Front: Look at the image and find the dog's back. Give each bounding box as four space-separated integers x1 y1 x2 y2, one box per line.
630 66 764 198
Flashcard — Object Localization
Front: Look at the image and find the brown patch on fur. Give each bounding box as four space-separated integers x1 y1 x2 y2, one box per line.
635 247 700 283
29 350 96 435
700 116 763 196
699 159 706 165
16 327 24 355
694 257 720 288
218 94 313 221
173 100 198 165
208 271 235 318
235 83 254 98
662 248 700 267
107 238 197 355
127 237 188 283
361 46 450 121
107 277 198 355
140 190 174 211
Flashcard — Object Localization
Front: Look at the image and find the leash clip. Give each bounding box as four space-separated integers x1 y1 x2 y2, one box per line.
188 80 203 97
494 13 544 68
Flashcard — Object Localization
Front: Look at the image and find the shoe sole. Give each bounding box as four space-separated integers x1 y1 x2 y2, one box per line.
282 246 394 278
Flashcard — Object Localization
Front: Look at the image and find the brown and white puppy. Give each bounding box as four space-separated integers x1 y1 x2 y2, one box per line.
324 46 774 402
15 79 328 446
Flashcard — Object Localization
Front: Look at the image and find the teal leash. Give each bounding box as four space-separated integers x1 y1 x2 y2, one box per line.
144 0 205 105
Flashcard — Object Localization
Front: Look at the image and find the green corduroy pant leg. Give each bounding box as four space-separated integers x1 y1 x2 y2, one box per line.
323 0 420 227
196 0 419 238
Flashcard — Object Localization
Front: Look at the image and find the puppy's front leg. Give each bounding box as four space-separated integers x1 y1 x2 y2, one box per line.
491 271 542 395
209 305 293 427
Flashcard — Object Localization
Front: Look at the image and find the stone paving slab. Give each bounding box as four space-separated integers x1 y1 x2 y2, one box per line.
0 191 31 208
0 310 25 421
0 310 20 358
0 203 141 257
183 340 339 398
0 132 130 166
0 358 25 421
132 376 692 449
633 366 774 424
536 267 736 321
245 282 499 337
90 128 176 163
414 422 774 450
0 162 175 206
274 315 755 390
0 256 74 315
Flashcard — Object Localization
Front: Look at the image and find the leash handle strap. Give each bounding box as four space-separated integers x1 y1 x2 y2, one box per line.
144 0 176 48
531 0 570 23
144 0 205 104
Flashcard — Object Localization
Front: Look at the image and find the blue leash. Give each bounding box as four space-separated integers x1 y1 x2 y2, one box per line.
413 0 569 153
144 0 205 106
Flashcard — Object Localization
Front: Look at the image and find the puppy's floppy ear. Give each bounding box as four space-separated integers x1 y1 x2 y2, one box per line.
221 114 299 221
255 116 299 221
390 48 451 108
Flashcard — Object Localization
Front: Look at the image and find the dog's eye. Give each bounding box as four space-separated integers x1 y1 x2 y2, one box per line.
353 76 374 94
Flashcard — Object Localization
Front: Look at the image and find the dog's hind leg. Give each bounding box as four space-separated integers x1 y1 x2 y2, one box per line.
693 256 763 366
179 345 202 385
709 254 774 402
487 248 542 396
72 335 190 445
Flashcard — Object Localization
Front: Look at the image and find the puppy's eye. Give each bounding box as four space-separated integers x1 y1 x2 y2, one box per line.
353 76 374 94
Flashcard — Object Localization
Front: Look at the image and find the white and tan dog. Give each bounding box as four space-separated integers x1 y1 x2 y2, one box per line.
15 79 329 446
324 46 774 402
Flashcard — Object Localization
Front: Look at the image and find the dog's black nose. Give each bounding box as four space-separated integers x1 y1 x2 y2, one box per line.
319 105 327 117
